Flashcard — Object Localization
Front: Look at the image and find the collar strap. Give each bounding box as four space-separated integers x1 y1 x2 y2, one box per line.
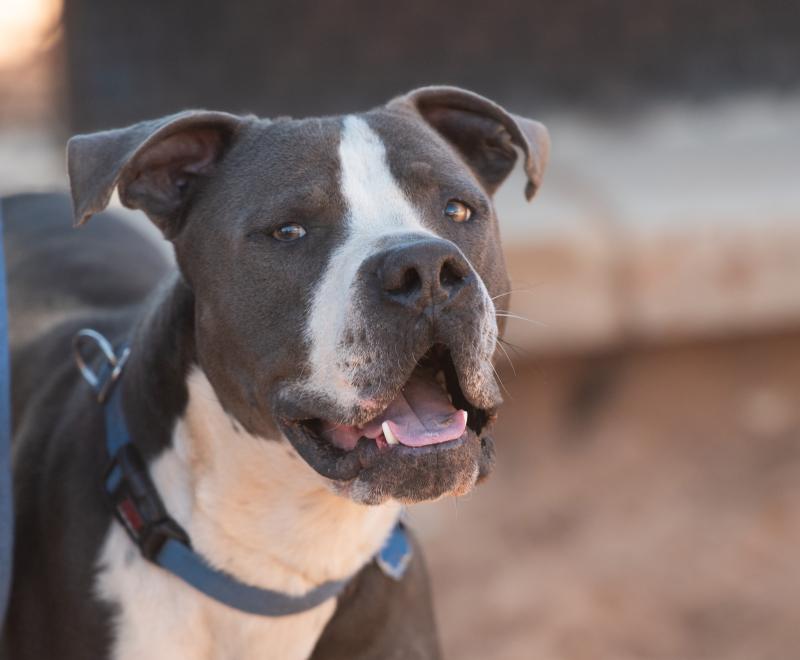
77 330 411 617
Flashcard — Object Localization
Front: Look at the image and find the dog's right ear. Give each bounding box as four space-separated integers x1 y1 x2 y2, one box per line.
67 111 241 238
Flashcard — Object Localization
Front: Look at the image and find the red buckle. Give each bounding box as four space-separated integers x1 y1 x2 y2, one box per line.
104 444 190 560
118 497 144 533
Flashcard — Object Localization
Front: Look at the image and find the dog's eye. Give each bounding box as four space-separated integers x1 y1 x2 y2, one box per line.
444 200 472 223
272 223 307 242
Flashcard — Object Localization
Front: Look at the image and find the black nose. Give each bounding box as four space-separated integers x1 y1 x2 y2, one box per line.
378 238 472 311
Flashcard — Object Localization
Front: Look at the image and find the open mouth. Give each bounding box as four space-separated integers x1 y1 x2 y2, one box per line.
316 345 490 451
279 344 495 484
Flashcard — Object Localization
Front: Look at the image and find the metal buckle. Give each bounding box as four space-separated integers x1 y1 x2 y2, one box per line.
72 329 130 403
104 443 190 561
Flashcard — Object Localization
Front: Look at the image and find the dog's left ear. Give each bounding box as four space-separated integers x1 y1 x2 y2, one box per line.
67 110 241 237
391 86 550 200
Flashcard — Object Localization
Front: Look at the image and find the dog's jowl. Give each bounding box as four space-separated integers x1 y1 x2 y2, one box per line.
2 87 548 660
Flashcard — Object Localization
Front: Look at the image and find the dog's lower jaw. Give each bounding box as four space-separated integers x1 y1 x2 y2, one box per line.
341 462 481 506
328 433 492 505
95 367 401 660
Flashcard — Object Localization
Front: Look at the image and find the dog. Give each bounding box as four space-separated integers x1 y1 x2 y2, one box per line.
1 86 548 659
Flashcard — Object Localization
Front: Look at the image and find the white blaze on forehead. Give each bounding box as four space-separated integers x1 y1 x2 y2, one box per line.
304 115 433 406
337 115 427 234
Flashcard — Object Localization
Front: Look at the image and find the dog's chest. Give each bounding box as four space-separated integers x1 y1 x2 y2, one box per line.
94 369 400 660
96 523 338 660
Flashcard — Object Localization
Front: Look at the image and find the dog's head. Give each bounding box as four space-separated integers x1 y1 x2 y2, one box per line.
68 87 549 504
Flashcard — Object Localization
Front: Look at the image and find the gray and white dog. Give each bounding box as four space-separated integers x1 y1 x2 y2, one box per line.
2 86 548 659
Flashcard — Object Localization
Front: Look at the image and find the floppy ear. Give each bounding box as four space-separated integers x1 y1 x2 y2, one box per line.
391 86 550 200
67 111 241 237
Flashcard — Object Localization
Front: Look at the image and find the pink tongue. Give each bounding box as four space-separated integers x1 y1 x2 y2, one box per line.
320 370 468 450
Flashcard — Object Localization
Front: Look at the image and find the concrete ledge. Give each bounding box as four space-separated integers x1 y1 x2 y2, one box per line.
495 95 800 352
502 220 800 353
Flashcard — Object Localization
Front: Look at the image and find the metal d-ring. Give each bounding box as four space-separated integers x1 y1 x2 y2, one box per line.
72 329 131 403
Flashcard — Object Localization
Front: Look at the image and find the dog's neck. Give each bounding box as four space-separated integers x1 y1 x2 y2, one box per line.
157 369 400 590
121 276 400 592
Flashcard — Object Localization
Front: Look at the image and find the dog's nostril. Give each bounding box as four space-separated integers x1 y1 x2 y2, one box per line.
439 259 467 290
386 266 422 297
398 267 422 295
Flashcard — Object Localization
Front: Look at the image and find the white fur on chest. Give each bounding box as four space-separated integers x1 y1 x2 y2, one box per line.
95 368 400 660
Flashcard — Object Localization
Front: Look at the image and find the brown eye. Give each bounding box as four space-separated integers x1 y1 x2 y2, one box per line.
444 200 472 223
272 223 307 242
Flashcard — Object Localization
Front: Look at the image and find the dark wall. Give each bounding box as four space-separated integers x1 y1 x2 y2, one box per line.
64 0 800 132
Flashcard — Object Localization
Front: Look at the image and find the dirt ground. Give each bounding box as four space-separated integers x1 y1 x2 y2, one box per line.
412 331 800 660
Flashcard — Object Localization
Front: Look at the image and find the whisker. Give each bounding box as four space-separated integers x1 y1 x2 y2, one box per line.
498 336 525 351
494 339 516 376
490 285 544 302
450 495 461 518
498 337 530 359
495 312 548 328
490 362 512 399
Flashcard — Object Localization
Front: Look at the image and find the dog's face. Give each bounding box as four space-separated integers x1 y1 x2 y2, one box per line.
68 87 549 504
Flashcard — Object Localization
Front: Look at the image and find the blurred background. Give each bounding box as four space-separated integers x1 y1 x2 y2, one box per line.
2 1 800 658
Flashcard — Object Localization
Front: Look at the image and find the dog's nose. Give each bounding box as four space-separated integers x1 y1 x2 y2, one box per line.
378 238 472 311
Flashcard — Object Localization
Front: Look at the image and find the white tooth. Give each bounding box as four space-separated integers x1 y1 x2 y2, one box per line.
382 421 399 445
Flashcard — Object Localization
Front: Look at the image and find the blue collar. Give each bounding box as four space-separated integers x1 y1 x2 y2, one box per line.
74 330 411 617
